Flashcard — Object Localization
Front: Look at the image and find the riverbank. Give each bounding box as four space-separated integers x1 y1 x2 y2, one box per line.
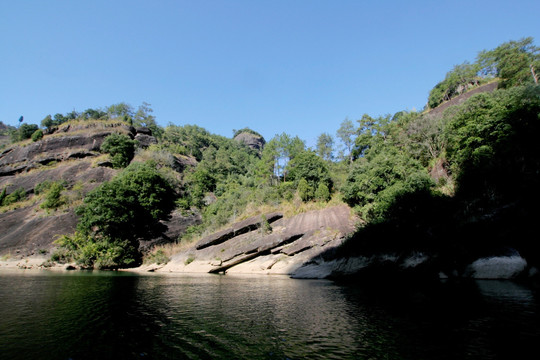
0 255 71 271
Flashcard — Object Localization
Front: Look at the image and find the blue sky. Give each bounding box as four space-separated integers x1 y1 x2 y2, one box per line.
1 0 539 148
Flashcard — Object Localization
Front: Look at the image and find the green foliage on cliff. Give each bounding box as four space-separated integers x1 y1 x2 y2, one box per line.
339 83 540 270
39 181 66 210
100 133 136 168
31 129 43 142
0 188 26 207
56 162 176 269
427 37 539 109
444 85 540 205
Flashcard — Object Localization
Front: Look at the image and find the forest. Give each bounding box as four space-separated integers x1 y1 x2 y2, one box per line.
1 37 539 271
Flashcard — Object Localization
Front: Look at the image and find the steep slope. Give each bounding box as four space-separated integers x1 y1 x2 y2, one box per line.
0 120 198 261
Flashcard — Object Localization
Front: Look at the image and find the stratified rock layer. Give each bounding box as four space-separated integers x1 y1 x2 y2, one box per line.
160 205 357 275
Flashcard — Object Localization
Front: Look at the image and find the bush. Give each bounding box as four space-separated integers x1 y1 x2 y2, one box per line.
0 188 6 205
40 182 66 210
31 129 43 142
0 188 26 206
61 162 176 269
100 133 136 168
297 178 313 202
315 183 331 202
16 123 39 141
144 249 169 265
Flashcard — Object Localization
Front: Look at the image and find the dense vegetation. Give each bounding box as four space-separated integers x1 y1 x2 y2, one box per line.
427 37 538 108
2 37 538 270
54 163 175 269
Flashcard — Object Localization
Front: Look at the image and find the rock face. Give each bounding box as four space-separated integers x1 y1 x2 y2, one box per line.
425 82 498 119
0 206 79 256
0 120 203 259
0 121 163 259
233 132 266 154
139 209 202 251
0 121 135 177
134 127 157 148
160 205 357 275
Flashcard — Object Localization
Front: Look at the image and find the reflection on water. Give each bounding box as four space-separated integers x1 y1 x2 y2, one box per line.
0 271 539 359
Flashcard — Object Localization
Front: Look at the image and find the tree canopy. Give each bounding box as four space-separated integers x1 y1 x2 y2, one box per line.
63 162 176 269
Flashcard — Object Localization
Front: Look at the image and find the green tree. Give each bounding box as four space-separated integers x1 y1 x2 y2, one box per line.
336 118 356 163
342 149 433 221
352 114 392 160
12 123 39 142
477 37 539 88
428 62 482 109
286 150 332 194
82 108 108 120
444 85 540 202
107 102 134 118
162 124 214 161
41 115 54 129
101 133 136 168
297 178 313 202
266 133 305 181
69 162 176 268
316 132 334 161
133 102 162 138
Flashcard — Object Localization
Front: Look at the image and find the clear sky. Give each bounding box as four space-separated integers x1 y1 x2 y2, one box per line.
1 0 539 148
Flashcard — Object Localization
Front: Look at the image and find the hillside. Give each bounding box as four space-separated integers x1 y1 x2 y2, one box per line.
0 120 200 261
1 38 539 279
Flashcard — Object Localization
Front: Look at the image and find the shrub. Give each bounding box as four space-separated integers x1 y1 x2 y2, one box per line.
31 129 43 142
59 162 176 269
0 188 6 205
13 123 39 142
297 178 313 202
144 249 169 265
1 188 26 206
40 182 66 210
315 183 331 202
100 133 136 168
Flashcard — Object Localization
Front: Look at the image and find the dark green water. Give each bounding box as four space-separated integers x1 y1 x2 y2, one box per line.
0 271 539 360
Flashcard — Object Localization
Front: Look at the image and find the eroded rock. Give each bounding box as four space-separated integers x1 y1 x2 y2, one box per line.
163 205 357 275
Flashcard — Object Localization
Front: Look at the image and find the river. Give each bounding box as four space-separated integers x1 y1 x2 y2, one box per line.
0 271 539 359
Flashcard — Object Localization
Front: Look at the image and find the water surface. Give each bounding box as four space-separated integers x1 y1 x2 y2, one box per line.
0 270 538 359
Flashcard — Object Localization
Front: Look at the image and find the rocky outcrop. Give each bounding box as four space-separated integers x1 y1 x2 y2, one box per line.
424 81 498 119
291 252 532 280
0 159 116 195
195 212 283 250
0 206 79 257
0 121 135 177
0 159 117 256
139 209 202 251
159 205 358 275
134 127 157 148
233 132 266 154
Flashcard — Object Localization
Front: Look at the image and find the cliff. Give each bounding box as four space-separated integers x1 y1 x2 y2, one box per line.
0 120 197 260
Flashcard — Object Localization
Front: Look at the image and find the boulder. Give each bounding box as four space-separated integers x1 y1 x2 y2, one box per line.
135 133 158 148
234 132 266 153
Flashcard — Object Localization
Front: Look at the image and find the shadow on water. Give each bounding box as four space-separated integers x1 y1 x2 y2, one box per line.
1 271 539 360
